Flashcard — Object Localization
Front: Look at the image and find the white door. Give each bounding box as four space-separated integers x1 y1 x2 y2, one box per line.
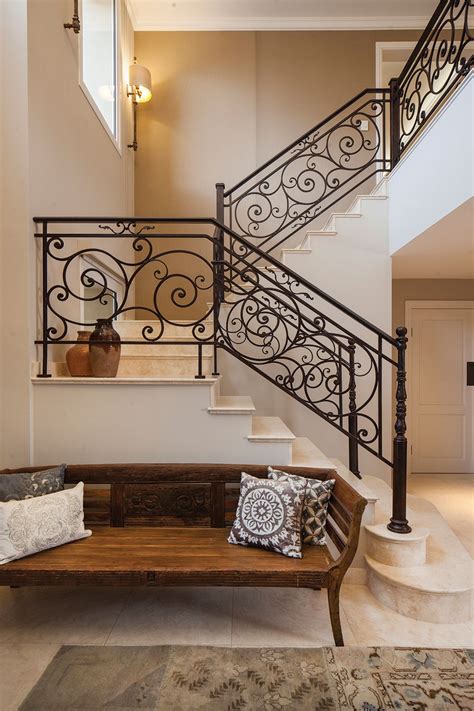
410 306 474 473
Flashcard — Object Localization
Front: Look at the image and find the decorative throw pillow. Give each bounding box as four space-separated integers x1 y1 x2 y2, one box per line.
0 482 92 565
0 464 66 502
228 472 306 558
268 467 335 545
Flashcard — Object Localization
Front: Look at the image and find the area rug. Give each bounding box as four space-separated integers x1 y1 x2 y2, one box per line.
20 645 473 710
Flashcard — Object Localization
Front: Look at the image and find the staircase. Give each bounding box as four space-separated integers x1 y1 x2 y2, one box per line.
32 0 473 624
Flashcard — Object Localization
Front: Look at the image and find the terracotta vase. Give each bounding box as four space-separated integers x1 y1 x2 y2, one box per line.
89 319 121 378
66 331 92 377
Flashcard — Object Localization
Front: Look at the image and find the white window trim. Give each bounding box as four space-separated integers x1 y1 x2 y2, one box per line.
78 0 122 155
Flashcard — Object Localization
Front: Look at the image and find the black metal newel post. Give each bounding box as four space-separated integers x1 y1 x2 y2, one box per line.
38 221 51 378
388 326 411 534
389 77 401 168
212 183 226 376
348 339 361 479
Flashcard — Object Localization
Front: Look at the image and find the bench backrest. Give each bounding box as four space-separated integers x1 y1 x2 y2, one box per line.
0 463 367 560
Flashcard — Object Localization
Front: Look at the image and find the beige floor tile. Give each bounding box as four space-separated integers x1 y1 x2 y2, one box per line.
408 474 474 558
0 586 131 645
0 643 60 711
231 587 356 647
341 584 473 647
106 587 233 646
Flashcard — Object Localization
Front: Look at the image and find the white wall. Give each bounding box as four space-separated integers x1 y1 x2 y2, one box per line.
389 73 474 255
0 0 135 468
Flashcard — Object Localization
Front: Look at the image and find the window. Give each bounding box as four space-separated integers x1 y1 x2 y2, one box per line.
80 0 119 145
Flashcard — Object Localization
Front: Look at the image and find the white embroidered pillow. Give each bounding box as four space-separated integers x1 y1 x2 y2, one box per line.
228 472 306 559
0 482 92 565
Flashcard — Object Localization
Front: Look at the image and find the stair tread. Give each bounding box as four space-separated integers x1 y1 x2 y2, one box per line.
366 554 473 594
32 375 220 385
249 416 295 442
208 395 255 414
291 437 335 469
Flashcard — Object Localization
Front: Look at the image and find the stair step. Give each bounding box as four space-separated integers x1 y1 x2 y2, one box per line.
363 474 474 624
248 416 295 443
118 354 212 377
291 437 335 469
115 319 213 341
208 395 255 415
366 555 473 624
365 523 429 567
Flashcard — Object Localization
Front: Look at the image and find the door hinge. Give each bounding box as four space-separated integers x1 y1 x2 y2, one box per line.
410 327 413 337
410 445 413 454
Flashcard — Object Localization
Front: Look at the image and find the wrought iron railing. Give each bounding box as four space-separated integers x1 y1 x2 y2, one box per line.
34 216 411 534
220 89 390 255
392 0 473 164
219 0 473 252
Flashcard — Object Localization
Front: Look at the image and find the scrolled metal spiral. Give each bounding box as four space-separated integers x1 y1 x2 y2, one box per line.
398 0 473 152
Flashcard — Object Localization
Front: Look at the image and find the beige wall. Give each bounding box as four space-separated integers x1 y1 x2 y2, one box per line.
0 0 135 468
134 29 418 306
393 280 474 330
135 29 419 215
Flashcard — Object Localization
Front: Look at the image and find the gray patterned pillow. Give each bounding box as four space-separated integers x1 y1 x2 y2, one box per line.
0 482 92 565
268 467 335 545
0 465 66 502
228 472 306 558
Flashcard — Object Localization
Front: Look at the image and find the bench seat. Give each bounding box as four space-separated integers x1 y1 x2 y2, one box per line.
0 527 334 588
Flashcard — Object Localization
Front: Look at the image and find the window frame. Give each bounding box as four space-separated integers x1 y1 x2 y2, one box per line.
78 0 122 154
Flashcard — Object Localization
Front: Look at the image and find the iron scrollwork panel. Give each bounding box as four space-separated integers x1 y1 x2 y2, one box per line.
226 92 389 252
398 0 473 153
43 222 215 345
215 249 388 462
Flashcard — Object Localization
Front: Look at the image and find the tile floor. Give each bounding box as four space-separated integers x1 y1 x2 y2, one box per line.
1 583 473 710
1 472 473 710
408 472 474 556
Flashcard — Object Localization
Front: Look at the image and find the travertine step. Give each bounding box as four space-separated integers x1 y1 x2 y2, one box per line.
248 416 296 443
208 395 255 415
291 437 335 469
115 319 213 341
364 475 474 623
118 353 213 378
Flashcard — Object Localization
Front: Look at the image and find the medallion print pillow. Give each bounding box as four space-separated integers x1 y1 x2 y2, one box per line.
0 482 92 565
268 467 335 545
228 472 306 558
0 464 66 502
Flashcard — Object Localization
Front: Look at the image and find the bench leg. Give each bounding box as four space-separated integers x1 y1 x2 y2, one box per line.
327 578 344 647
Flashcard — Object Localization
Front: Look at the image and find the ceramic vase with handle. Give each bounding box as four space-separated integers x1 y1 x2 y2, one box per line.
89 319 121 377
66 330 93 377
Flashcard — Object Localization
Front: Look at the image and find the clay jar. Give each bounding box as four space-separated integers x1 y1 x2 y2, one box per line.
89 319 121 378
66 331 92 377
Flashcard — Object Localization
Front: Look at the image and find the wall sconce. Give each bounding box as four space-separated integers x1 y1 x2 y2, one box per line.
127 59 152 151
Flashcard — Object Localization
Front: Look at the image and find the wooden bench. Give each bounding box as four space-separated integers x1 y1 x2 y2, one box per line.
0 463 367 646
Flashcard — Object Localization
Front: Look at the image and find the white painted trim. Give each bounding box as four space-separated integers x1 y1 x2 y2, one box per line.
78 0 122 155
405 300 474 475
375 41 415 87
129 16 431 32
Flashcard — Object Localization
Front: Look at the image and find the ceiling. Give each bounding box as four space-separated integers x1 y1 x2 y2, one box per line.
392 199 474 280
127 0 436 31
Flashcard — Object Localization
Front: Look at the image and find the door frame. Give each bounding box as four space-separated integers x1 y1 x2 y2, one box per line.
405 300 474 474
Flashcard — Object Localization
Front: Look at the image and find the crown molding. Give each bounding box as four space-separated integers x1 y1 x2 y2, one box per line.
130 15 430 32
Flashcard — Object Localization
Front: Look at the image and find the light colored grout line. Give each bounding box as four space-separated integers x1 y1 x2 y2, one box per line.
103 589 134 646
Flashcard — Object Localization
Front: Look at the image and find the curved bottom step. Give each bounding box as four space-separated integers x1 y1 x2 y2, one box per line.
367 558 472 624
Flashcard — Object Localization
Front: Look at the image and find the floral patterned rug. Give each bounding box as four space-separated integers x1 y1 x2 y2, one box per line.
20 645 473 710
